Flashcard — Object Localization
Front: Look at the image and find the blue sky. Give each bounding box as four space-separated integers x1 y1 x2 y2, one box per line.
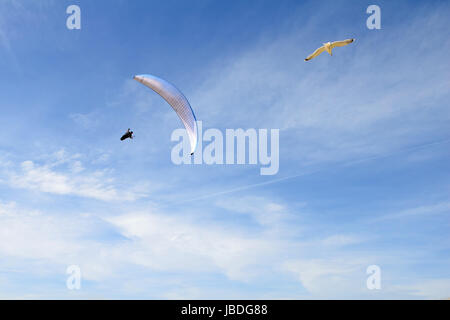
0 0 449 299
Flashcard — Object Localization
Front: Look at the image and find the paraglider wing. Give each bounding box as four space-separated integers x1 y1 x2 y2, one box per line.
133 74 198 155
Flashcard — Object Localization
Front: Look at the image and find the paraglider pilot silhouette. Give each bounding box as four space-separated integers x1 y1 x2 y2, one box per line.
120 128 134 141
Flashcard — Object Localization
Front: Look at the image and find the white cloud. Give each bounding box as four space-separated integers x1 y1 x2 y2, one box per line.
106 210 281 281
283 258 368 298
0 201 121 283
0 194 449 299
370 202 450 222
320 234 362 247
393 279 450 300
3 150 147 202
215 196 291 226
0 197 287 288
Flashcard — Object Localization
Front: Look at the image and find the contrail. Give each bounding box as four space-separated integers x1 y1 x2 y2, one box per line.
166 138 450 206
171 170 315 204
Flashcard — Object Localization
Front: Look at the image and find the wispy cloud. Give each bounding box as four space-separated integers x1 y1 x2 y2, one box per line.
283 258 364 297
370 202 450 222
215 196 293 227
2 149 147 202
190 3 450 168
393 279 450 300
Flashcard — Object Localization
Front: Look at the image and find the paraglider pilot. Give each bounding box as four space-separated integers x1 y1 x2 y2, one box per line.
120 128 134 141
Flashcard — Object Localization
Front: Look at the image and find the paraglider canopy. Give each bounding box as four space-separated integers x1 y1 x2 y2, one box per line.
133 74 198 155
